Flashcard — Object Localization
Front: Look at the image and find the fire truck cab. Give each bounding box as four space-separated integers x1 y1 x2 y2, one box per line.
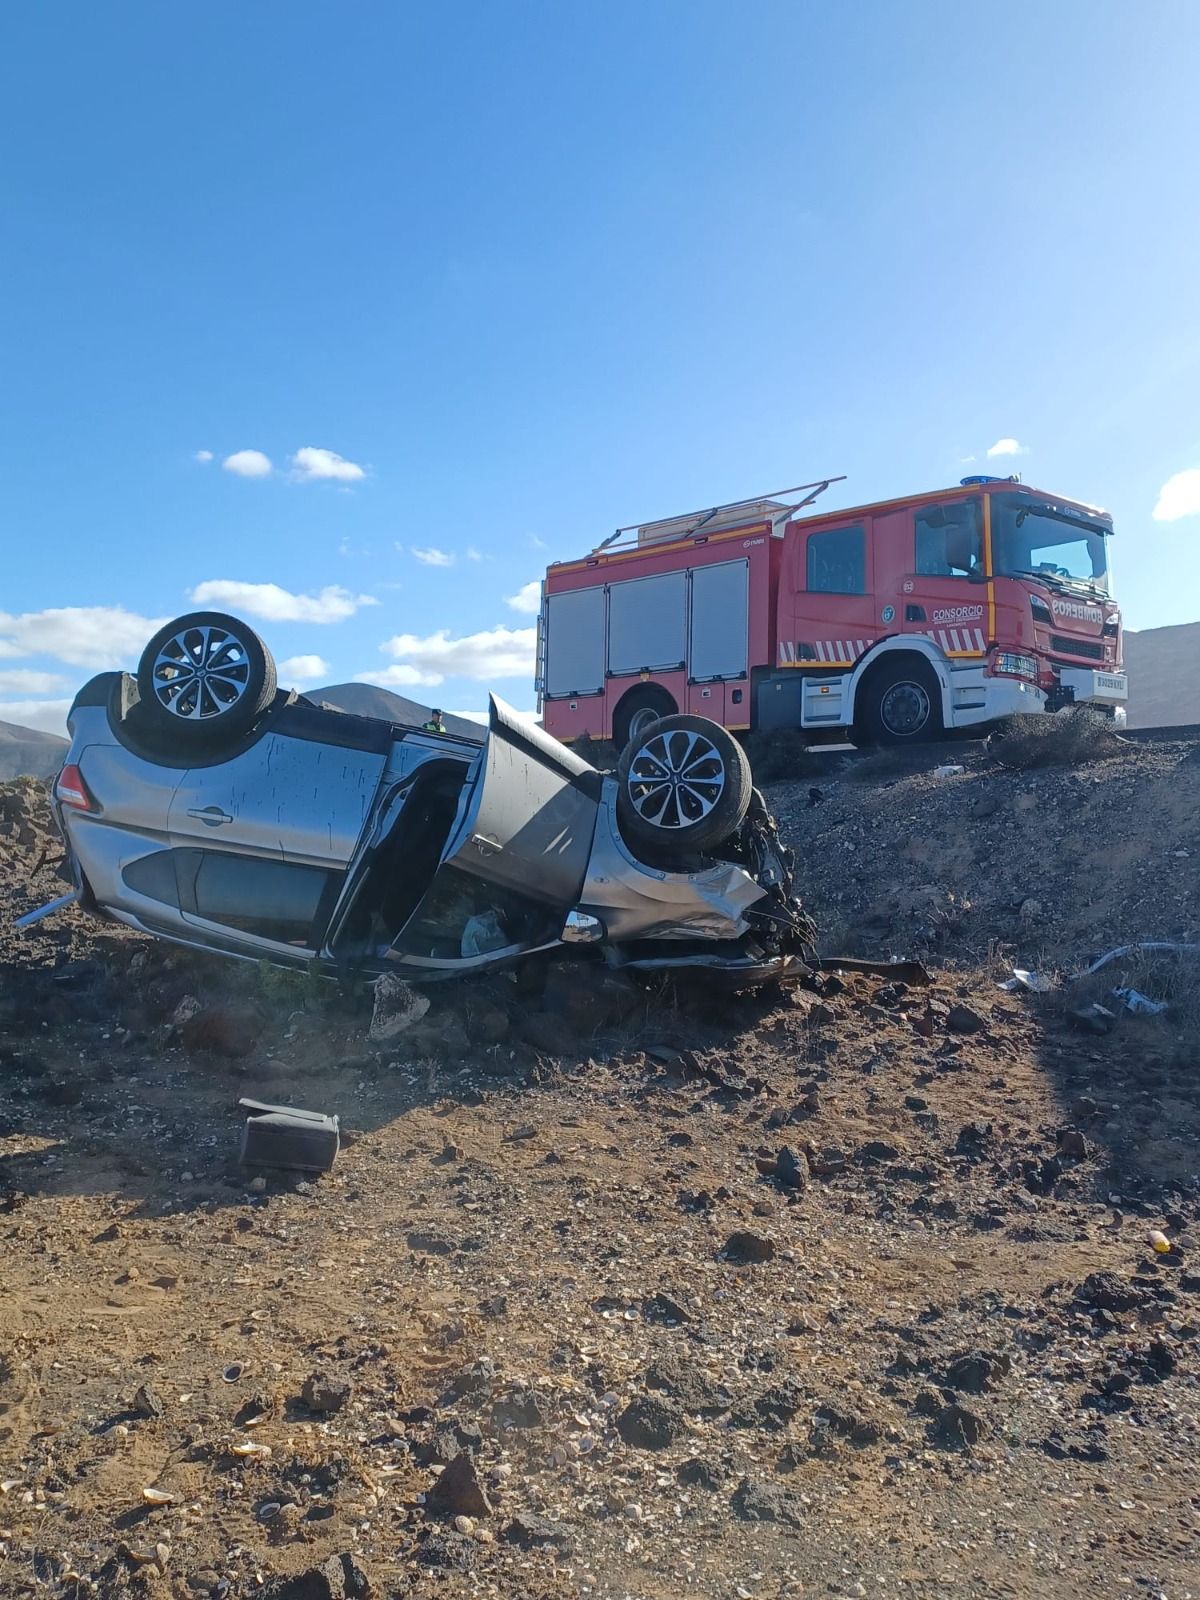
537 478 1126 749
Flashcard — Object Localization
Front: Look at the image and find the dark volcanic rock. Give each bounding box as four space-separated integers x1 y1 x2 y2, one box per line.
301 1372 351 1415
616 1394 684 1450
179 1004 263 1058
931 1402 986 1448
754 1378 806 1429
643 1291 691 1324
1077 1272 1148 1313
504 1512 575 1551
646 1354 729 1414
426 1450 492 1518
258 1555 371 1600
944 1350 1012 1395
491 1389 552 1430
418 1532 476 1571
731 1478 805 1527
856 1140 900 1164
946 1003 986 1035
723 1229 776 1264
677 1457 723 1490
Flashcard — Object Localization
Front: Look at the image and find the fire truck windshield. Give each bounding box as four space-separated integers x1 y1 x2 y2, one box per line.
990 493 1110 594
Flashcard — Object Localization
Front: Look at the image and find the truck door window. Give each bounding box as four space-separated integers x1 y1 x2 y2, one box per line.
915 499 983 578
805 526 865 595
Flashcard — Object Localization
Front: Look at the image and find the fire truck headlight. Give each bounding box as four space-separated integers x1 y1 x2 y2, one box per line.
992 652 1038 681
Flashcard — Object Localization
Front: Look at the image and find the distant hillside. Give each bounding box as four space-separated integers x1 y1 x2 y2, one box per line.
1122 621 1200 728
312 683 483 742
0 720 68 782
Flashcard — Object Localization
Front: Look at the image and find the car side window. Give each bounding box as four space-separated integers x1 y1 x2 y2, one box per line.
806 525 865 594
189 851 332 945
915 499 983 577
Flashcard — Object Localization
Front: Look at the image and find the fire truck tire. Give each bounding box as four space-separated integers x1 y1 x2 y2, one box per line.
616 714 752 859
855 657 944 746
613 686 677 752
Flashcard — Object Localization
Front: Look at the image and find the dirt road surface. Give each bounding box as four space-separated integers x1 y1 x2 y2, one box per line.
1 734 1198 1599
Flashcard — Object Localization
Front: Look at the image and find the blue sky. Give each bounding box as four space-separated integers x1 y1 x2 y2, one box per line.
3 1 1199 736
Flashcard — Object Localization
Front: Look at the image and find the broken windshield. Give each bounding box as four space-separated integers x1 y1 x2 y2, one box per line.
990 492 1110 594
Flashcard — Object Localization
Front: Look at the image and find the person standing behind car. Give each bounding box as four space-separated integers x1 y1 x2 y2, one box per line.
423 708 447 735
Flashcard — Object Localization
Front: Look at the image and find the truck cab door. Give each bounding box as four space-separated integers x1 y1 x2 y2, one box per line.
787 521 877 670
898 496 988 661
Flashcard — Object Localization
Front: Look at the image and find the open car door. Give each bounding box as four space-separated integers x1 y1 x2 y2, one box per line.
363 698 602 974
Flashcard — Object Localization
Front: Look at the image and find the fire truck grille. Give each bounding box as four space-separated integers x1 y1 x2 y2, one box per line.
1051 635 1105 662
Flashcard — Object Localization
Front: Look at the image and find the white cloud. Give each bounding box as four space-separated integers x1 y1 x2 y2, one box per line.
411 547 456 568
375 624 537 686
505 580 541 615
188 581 378 624
986 437 1027 459
0 606 167 668
277 654 332 685
466 546 483 563
0 699 73 737
528 533 548 551
290 446 365 483
223 449 273 478
194 449 214 464
0 669 69 695
355 664 433 688
1152 468 1200 523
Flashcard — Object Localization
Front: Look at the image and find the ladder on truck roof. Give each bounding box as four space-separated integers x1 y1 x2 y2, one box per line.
592 476 846 554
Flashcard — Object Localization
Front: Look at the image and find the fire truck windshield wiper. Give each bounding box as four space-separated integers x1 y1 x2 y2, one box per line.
1014 502 1109 537
1009 567 1105 599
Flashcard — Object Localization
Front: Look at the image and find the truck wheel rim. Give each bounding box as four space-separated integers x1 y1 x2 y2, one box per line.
627 705 662 742
626 727 726 830
151 624 252 721
880 681 930 736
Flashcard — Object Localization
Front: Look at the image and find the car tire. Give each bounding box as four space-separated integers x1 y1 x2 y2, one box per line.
613 685 677 752
856 657 944 746
134 611 277 752
616 713 752 859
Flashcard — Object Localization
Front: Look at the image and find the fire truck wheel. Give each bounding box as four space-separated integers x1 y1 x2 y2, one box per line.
856 657 944 746
616 714 752 859
613 686 677 752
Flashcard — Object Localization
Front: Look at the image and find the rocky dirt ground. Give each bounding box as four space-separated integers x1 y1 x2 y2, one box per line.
0 728 1199 1600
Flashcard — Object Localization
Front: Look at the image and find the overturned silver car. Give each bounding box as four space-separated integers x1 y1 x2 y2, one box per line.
22 611 815 986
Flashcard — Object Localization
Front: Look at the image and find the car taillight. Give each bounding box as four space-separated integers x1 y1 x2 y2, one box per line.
56 763 95 812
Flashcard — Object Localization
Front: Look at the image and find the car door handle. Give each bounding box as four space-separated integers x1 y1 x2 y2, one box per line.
187 806 233 827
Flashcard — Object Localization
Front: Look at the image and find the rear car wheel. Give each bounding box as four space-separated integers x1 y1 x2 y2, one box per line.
134 611 277 752
856 657 943 746
613 685 677 752
616 714 752 859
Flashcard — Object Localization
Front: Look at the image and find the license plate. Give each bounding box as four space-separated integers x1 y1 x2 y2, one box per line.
1094 673 1127 696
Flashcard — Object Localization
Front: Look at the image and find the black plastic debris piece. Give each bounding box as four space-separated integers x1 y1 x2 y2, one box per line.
238 1098 340 1173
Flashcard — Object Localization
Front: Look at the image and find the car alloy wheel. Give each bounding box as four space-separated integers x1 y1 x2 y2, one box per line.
150 621 255 722
624 724 728 832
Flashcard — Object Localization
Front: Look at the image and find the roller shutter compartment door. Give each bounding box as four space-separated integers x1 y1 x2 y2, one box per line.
608 572 686 674
689 560 748 681
544 587 605 695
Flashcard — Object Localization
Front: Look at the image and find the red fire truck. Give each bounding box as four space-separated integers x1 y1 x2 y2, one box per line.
536 476 1126 749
